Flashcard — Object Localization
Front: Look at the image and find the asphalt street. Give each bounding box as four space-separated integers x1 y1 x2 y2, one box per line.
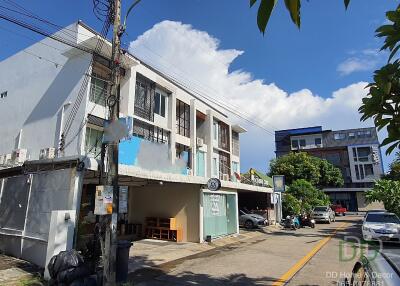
132 215 369 286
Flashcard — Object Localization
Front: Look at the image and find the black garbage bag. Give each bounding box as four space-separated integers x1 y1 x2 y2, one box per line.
57 266 90 284
47 250 85 280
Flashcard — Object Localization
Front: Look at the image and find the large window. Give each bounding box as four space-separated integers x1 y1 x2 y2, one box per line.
85 127 103 156
218 123 229 151
334 133 346 140
364 164 374 177
232 131 240 156
357 130 372 138
291 139 299 148
219 152 230 180
357 147 371 162
134 74 155 121
315 138 322 146
299 139 306 147
133 120 169 144
196 150 206 177
176 99 190 137
89 75 108 106
154 90 167 117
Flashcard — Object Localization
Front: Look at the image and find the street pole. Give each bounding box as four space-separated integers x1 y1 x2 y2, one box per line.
104 0 121 285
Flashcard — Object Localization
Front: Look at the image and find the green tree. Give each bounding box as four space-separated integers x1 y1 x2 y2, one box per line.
359 19 400 155
287 179 331 213
365 180 400 217
249 0 350 33
282 193 301 216
269 152 344 188
385 152 400 180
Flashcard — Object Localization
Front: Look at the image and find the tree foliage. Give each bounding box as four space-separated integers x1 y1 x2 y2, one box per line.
365 180 400 217
282 193 301 217
287 179 331 213
359 5 400 155
249 0 350 34
385 151 400 180
269 152 344 188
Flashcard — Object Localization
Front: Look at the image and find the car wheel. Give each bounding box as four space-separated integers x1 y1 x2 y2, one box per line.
244 220 254 229
343 213 346 216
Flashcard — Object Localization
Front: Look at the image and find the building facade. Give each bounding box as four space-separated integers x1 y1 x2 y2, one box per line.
0 21 272 265
275 126 384 211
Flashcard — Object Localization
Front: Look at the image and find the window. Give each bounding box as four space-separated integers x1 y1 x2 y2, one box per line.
334 133 346 140
359 164 365 179
299 139 306 147
315 138 322 146
348 132 355 139
219 151 230 180
85 127 103 156
364 164 374 177
196 151 205 177
352 147 357 161
213 158 218 176
232 131 240 156
357 130 372 138
176 99 190 137
218 122 230 151
355 165 360 180
291 140 299 148
357 147 371 162
89 76 107 106
134 75 155 121
213 121 218 140
0 91 7 99
133 120 169 144
154 90 167 117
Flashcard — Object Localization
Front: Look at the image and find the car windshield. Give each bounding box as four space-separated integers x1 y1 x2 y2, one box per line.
313 207 327 212
366 213 400 223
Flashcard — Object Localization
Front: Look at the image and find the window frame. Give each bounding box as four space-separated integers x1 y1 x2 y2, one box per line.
315 137 322 146
154 89 167 118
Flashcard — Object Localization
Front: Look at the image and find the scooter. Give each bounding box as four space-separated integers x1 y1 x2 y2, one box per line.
299 214 316 228
281 215 299 230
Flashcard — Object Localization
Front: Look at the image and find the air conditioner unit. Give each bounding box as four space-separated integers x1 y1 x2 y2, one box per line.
222 174 230 181
39 147 56 160
12 149 27 164
196 137 204 147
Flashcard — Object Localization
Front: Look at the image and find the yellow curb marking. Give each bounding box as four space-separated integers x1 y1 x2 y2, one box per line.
272 222 349 286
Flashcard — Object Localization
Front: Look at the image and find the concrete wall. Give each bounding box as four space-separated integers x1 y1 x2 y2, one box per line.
0 23 92 161
356 192 384 212
0 167 82 267
128 183 200 242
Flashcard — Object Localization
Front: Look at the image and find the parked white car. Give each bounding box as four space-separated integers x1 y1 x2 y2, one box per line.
362 212 400 242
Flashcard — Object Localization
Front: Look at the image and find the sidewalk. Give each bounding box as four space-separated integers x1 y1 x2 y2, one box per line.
128 224 281 274
0 254 44 286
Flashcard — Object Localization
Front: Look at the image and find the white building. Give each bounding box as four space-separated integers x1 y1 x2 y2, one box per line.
0 21 273 267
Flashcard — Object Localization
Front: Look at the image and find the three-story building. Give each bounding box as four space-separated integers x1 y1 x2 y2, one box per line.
275 126 384 211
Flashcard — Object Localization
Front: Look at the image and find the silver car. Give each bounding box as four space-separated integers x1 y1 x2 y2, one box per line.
346 248 400 286
239 210 267 229
311 206 335 223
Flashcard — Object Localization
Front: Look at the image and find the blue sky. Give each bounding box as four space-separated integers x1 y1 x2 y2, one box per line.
0 0 396 171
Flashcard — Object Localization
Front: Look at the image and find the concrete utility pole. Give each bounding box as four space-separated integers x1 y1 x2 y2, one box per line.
104 0 122 284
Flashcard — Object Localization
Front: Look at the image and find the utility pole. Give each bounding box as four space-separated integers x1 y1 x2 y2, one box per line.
103 0 122 285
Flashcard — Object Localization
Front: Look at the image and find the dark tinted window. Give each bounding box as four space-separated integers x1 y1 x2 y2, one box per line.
366 213 400 223
314 207 328 212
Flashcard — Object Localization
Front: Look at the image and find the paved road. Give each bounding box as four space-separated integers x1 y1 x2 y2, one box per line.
133 215 364 286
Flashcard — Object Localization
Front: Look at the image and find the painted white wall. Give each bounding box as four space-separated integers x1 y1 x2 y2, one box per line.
0 23 91 161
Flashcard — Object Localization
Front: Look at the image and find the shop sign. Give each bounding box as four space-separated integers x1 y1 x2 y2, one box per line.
210 194 221 216
207 178 221 192
119 186 128 214
273 175 285 192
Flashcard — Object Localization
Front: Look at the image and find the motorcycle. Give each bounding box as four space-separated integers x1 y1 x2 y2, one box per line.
299 214 316 228
281 215 300 230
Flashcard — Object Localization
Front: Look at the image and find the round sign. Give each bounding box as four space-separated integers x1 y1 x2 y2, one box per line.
207 178 221 191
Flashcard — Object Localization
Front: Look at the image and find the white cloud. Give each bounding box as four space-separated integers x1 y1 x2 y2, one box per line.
337 49 385 76
129 21 390 172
